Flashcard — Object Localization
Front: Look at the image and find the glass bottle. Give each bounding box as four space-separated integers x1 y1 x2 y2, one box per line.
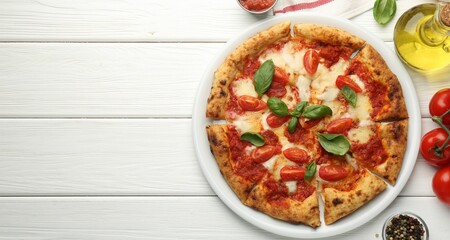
394 0 450 72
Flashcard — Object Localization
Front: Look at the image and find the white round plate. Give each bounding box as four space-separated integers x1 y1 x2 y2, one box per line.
192 13 421 239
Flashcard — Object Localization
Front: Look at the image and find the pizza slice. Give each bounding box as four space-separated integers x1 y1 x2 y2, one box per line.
346 44 408 121
206 21 292 119
245 160 321 228
349 120 408 184
316 152 387 224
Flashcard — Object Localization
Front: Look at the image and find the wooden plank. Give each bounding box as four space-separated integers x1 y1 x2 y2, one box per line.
0 118 440 196
0 0 433 42
0 42 447 117
0 196 447 239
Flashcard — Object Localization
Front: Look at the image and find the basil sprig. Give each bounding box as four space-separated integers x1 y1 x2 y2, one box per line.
373 0 396 25
288 117 298 133
317 133 350 156
341 85 357 107
240 132 266 147
304 161 316 181
291 101 308 118
303 105 332 119
254 59 275 97
267 97 290 116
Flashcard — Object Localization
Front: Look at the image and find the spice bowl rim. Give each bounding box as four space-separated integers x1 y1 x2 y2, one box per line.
236 0 280 15
382 212 429 240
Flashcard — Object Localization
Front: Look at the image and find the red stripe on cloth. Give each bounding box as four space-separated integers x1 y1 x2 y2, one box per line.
274 0 334 14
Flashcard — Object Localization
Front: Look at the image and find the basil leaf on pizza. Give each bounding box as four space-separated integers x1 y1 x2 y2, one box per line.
305 161 316 180
240 132 266 147
291 101 309 118
288 117 298 133
342 85 357 107
267 97 290 116
303 105 332 119
317 133 350 156
254 59 275 97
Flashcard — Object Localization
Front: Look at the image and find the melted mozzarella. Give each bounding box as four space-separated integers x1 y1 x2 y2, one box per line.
296 75 311 102
232 113 261 133
348 94 372 123
259 42 307 74
280 86 298 109
347 126 374 144
232 78 257 97
260 111 271 130
317 87 340 102
311 59 349 94
285 181 298 193
262 155 278 171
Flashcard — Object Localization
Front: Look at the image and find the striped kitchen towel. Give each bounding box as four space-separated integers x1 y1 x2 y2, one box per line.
273 0 374 18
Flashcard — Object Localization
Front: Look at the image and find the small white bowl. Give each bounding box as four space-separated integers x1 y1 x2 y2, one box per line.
382 212 429 240
236 0 279 14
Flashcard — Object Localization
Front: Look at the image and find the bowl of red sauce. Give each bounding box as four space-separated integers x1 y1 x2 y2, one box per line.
237 0 279 14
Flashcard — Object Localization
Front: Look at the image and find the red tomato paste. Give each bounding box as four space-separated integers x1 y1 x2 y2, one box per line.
240 0 276 11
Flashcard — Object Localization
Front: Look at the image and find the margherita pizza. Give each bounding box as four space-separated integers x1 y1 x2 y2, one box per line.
205 21 408 228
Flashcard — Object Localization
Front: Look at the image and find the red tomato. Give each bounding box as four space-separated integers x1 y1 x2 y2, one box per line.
429 88 450 125
303 50 319 74
251 145 276 163
266 81 287 98
273 67 290 85
266 113 291 128
420 128 450 167
326 118 353 134
280 166 306 181
283 147 310 163
335 75 362 93
432 166 450 205
301 118 322 129
237 95 267 111
319 165 349 181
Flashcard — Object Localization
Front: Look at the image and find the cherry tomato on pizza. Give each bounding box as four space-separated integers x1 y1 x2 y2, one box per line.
251 145 276 163
420 128 450 167
319 165 349 181
429 88 450 126
326 118 353 134
237 95 267 111
432 166 450 205
273 67 290 85
335 75 362 93
283 147 310 163
266 113 291 128
280 166 306 181
303 50 319 74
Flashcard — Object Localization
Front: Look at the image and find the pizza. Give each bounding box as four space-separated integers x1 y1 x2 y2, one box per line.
205 21 408 228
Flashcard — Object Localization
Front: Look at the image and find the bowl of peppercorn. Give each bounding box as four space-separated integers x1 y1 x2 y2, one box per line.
383 212 428 240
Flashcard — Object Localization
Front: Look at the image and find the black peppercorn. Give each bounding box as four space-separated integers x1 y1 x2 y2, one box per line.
384 214 426 240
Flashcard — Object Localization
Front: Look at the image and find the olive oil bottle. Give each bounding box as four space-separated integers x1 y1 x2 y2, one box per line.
394 1 450 72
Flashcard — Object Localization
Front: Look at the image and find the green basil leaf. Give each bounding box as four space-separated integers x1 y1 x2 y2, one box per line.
291 101 309 118
267 97 290 116
341 85 357 108
303 105 332 119
317 133 350 156
373 0 396 25
240 132 266 147
254 59 275 97
304 161 316 181
288 117 298 133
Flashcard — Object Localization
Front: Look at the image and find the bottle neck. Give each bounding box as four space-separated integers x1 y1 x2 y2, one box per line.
420 2 450 46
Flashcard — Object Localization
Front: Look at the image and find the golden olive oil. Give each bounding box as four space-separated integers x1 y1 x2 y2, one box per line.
394 3 450 72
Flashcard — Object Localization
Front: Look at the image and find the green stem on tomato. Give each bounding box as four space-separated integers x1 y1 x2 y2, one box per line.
431 108 450 155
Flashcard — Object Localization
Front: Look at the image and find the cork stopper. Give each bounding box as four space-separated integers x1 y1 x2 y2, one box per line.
441 4 450 27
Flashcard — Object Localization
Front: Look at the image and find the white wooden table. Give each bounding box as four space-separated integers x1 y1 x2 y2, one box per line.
0 0 449 239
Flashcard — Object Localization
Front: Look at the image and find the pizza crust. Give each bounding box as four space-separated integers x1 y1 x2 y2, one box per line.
372 120 408 185
206 124 261 202
320 168 387 225
293 23 365 49
245 178 321 228
206 21 291 119
353 44 408 121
